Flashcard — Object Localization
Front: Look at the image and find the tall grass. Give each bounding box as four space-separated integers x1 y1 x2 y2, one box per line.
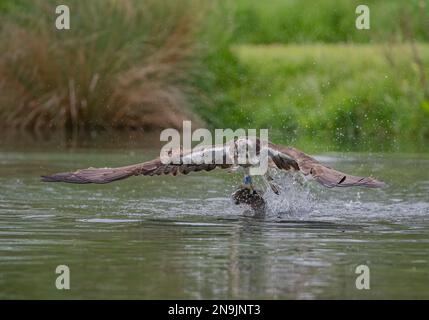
2 0 429 152
0 0 235 132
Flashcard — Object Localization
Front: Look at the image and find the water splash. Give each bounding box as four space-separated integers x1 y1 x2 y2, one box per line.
262 170 316 218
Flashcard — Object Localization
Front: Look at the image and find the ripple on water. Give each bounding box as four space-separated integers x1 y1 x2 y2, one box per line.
1 150 429 299
79 218 142 223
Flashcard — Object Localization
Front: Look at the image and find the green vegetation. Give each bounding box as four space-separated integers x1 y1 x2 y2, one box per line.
233 0 429 44
1 0 429 151
211 44 429 151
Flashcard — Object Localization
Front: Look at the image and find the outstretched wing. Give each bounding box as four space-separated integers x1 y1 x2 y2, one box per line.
267 142 385 188
41 146 232 184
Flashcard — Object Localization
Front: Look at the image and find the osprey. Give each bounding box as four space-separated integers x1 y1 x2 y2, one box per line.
41 138 384 211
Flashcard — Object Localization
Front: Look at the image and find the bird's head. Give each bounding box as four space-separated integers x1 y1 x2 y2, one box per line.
233 137 260 165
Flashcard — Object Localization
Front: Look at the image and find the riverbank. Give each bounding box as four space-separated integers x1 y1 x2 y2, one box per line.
1 2 429 152
208 43 429 152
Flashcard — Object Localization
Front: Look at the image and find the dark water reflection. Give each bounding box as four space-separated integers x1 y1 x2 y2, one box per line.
0 145 428 299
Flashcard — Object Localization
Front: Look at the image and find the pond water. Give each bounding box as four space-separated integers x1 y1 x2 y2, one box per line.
0 145 428 299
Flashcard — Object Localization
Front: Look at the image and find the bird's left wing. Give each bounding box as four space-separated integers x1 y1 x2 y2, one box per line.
267 142 385 188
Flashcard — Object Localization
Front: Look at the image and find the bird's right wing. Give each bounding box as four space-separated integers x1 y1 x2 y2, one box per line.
41 145 233 184
41 159 161 184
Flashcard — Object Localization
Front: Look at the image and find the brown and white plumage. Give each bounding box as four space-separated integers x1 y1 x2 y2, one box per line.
267 143 384 188
41 138 384 189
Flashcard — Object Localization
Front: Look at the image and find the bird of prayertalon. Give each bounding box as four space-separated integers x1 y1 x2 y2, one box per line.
41 137 385 212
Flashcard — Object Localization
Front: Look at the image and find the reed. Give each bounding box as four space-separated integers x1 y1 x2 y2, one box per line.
0 0 231 133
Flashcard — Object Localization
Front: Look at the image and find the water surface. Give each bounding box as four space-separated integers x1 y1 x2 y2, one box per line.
0 146 428 299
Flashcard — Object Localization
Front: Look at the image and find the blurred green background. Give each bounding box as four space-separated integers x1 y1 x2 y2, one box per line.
1 0 429 151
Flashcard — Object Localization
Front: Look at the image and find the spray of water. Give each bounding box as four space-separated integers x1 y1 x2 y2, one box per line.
261 170 317 218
